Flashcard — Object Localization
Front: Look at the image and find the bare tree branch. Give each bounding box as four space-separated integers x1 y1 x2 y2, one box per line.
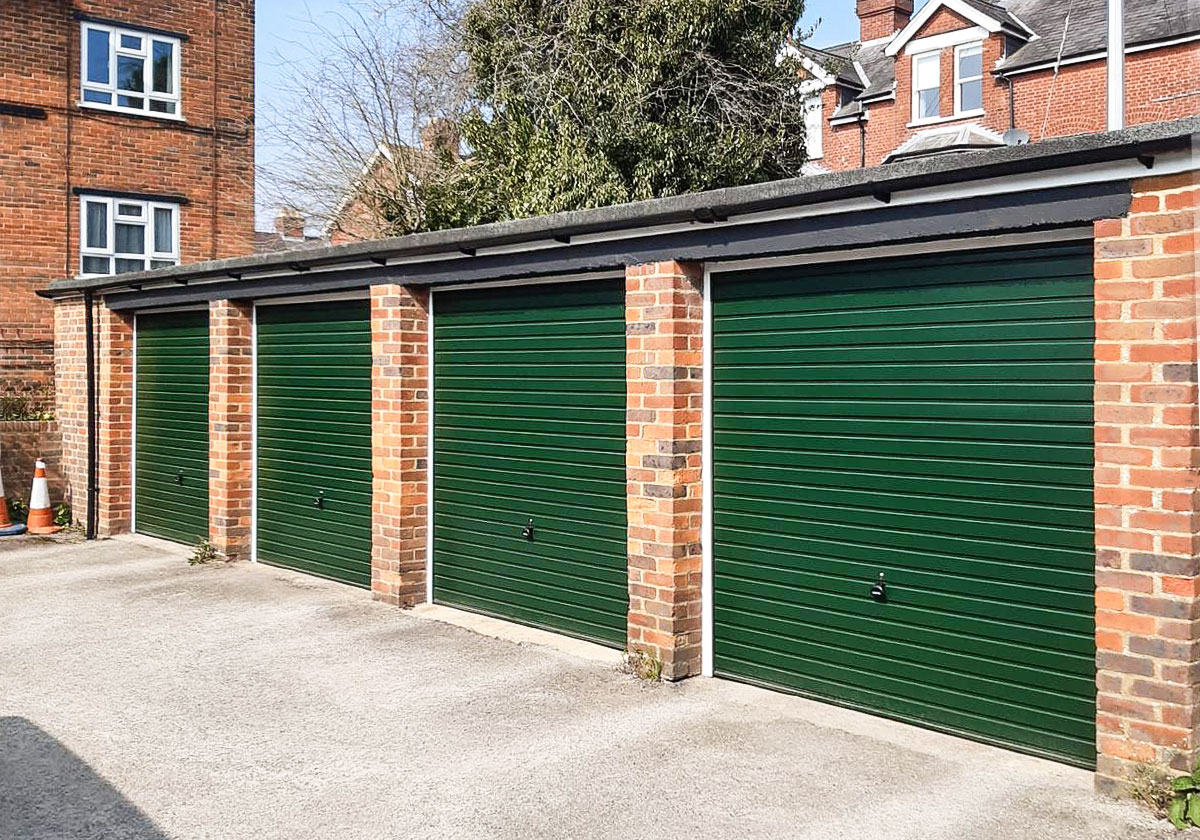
257 1 470 238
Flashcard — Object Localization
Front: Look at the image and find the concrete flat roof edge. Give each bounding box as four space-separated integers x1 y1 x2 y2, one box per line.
42 117 1200 298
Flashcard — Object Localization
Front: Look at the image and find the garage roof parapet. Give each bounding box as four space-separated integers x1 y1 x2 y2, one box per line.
40 117 1200 302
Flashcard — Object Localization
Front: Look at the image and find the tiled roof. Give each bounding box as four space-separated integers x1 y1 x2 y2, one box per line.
804 39 896 117
831 100 865 121
1000 0 1200 72
795 43 865 88
856 41 895 100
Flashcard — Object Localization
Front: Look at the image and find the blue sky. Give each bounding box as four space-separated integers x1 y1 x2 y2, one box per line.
253 0 927 228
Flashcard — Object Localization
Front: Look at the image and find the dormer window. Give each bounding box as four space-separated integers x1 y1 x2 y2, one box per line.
955 43 984 115
913 52 940 121
838 86 858 109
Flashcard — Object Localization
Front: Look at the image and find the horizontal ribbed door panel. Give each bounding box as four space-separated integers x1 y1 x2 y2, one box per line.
256 300 372 587
433 280 628 647
135 310 210 545
711 243 1096 767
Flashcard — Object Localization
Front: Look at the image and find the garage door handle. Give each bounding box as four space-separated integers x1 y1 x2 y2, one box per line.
313 491 325 509
870 573 888 603
174 469 184 485
521 518 534 541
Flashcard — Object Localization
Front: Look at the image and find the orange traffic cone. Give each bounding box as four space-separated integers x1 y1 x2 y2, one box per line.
0 451 27 536
26 459 61 535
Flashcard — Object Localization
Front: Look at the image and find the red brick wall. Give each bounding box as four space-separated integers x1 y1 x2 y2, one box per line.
52 297 135 536
1092 171 1200 792
856 0 913 42
1125 43 1200 127
912 6 972 38
818 35 1200 171
0 0 255 397
95 306 133 536
0 0 67 400
208 300 253 560
1016 43 1200 142
0 422 63 510
625 261 704 680
370 285 430 607
330 194 391 246
53 298 88 526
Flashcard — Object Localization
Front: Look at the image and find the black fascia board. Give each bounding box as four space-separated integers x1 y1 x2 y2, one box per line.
43 116 1198 301
72 187 191 205
103 180 1130 311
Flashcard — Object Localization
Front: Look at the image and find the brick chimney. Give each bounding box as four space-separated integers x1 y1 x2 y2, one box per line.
274 207 306 241
857 0 913 42
419 118 461 158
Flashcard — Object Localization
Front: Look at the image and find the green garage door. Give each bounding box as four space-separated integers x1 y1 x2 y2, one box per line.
135 310 210 545
433 280 628 647
712 243 1096 766
257 300 372 587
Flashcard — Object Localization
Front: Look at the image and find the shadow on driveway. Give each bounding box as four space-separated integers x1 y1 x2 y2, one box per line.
0 717 168 840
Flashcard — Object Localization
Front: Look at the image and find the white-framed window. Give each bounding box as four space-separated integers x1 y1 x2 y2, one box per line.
79 195 180 276
912 51 941 122
804 95 823 160
81 22 181 118
954 42 984 115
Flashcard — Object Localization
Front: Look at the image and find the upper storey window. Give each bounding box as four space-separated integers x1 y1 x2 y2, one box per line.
81 23 181 119
911 40 985 124
804 96 823 160
912 52 940 121
79 195 180 276
955 43 984 115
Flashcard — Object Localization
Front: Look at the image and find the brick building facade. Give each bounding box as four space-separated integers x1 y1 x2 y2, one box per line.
801 0 1199 172
0 0 255 408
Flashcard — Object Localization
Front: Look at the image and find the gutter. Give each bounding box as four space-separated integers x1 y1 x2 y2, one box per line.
39 117 1200 301
996 33 1200 78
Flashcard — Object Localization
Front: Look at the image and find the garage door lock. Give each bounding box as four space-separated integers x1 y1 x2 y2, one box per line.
873 571 892 604
522 518 535 541
174 469 184 485
869 573 890 603
313 490 325 509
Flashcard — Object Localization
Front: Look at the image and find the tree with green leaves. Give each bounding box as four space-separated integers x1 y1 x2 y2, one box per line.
266 1 812 236
424 0 811 227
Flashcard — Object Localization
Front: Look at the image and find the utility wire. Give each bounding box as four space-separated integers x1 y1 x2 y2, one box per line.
1040 0 1077 141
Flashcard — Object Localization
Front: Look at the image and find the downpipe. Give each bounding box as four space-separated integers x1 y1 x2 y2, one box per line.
84 290 97 540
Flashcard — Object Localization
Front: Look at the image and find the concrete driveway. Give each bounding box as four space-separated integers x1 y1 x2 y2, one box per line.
0 536 1169 840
